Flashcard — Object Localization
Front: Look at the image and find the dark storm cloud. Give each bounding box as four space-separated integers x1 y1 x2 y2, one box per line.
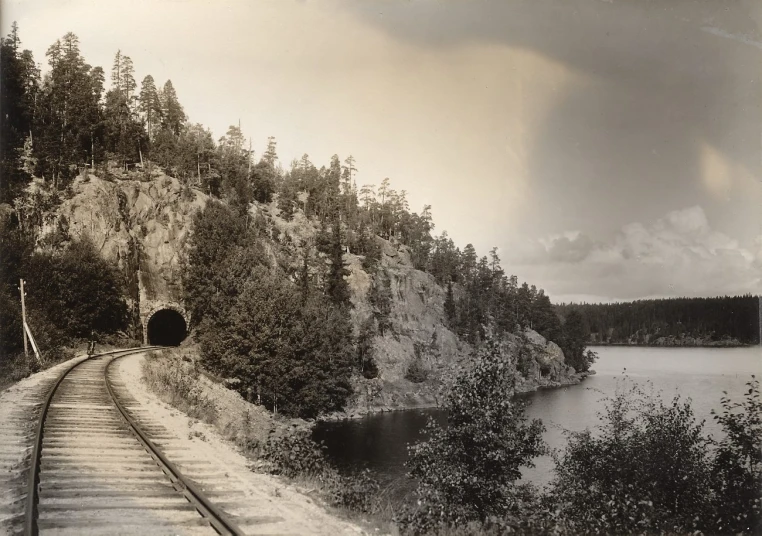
346 0 762 243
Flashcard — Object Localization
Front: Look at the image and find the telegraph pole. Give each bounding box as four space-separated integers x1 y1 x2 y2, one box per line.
19 278 28 357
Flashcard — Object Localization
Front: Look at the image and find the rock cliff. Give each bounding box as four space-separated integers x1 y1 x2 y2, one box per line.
30 173 206 336
336 237 585 418
29 173 583 415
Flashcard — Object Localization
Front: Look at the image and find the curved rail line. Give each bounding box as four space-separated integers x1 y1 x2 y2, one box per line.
24 347 244 536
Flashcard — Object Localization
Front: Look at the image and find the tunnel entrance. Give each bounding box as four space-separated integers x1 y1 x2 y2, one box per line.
146 309 187 346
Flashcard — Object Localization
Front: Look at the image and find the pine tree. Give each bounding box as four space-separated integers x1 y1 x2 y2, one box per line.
138 75 161 140
461 244 478 281
444 281 456 325
342 155 357 193
378 177 390 205
110 51 136 104
370 274 393 335
263 136 278 166
0 23 38 202
532 290 562 343
111 50 122 93
36 32 103 185
326 219 350 308
120 55 137 101
218 124 251 212
160 80 185 135
359 184 375 208
561 309 594 372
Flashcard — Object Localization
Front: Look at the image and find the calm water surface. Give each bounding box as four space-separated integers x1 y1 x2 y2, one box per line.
314 346 761 487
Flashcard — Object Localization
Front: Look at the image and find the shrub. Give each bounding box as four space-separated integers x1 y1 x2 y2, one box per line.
550 380 713 534
361 357 379 380
141 353 218 422
261 427 380 513
399 334 545 533
260 427 327 478
325 469 380 514
24 236 128 339
709 378 762 533
404 357 428 383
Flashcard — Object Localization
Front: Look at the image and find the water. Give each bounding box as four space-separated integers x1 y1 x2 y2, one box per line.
313 346 761 488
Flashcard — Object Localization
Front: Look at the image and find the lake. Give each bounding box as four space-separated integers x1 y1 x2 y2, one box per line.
313 346 761 488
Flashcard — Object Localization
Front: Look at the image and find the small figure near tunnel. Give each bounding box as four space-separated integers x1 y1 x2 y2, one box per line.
146 308 187 346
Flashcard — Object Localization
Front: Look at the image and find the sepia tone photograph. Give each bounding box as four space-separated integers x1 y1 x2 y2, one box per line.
0 0 760 534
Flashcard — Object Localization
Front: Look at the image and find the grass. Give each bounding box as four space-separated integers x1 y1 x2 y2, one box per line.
0 353 43 391
0 347 76 392
141 350 218 422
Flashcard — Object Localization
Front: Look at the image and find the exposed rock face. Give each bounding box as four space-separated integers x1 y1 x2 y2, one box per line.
340 239 470 416
513 330 582 394
336 238 585 419
35 174 205 337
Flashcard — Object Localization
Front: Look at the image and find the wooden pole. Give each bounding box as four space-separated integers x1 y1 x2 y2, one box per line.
20 279 28 358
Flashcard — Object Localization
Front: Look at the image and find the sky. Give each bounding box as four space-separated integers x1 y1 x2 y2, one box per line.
3 0 761 302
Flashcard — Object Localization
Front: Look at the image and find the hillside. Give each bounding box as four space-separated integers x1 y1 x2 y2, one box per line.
26 171 585 416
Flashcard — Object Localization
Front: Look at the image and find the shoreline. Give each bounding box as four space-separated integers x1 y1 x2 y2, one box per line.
318 371 594 422
588 342 755 348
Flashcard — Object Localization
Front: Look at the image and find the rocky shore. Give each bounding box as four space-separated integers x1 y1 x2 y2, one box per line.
320 329 593 422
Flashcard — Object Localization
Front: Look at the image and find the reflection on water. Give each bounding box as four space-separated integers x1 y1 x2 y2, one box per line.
314 346 761 487
313 406 446 484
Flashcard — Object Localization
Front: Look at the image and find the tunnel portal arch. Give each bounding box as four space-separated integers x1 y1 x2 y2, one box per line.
142 303 189 346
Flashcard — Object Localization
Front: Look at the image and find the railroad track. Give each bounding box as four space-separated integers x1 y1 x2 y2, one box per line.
22 348 244 536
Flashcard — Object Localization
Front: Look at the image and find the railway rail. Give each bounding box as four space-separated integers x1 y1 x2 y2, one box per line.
23 347 244 536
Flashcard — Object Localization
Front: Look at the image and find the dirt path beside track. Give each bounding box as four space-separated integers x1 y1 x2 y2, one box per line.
116 352 366 536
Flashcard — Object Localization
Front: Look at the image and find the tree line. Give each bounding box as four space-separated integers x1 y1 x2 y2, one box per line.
557 295 760 345
0 24 271 205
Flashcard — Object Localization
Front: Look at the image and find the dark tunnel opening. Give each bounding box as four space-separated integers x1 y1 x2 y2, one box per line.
146 309 187 346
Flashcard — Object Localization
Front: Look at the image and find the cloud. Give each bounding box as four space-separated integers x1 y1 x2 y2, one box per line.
701 26 762 51
508 206 762 302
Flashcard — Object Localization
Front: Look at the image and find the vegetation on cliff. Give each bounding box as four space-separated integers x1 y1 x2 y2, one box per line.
558 294 760 346
184 201 355 418
0 210 128 376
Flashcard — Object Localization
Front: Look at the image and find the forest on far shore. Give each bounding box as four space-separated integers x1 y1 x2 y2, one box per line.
557 294 760 346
